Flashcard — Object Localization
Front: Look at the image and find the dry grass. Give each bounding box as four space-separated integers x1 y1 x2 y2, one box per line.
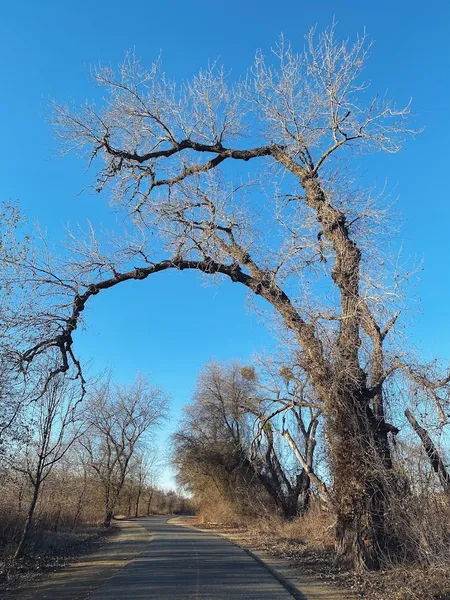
257 504 336 549
0 526 110 594
195 498 450 600
355 565 450 600
196 500 244 527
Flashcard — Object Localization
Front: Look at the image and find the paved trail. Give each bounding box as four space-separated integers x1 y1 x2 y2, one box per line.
5 516 302 600
88 516 298 599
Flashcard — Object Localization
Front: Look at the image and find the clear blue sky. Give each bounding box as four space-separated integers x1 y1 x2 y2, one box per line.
1 0 449 486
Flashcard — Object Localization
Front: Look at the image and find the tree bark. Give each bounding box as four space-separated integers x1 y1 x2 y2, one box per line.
330 390 400 571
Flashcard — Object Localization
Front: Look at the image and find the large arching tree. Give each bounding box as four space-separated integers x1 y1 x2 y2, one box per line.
4 26 442 571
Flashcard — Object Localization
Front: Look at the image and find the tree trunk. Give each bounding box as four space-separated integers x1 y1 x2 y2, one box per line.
71 499 83 531
331 391 394 572
135 485 141 518
104 508 114 528
405 408 450 492
282 429 332 506
297 471 312 514
17 480 24 515
147 489 154 515
14 481 40 560
277 494 299 519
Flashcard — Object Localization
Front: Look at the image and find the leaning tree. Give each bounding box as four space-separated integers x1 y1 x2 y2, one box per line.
4 25 449 570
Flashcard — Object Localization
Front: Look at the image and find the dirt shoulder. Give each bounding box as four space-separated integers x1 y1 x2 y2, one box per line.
0 519 151 600
169 516 359 600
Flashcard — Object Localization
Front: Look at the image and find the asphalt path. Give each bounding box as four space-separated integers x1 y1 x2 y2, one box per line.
88 516 297 599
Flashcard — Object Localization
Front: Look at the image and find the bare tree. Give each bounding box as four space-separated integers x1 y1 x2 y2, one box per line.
3 25 430 569
174 363 273 519
132 454 146 517
131 451 161 517
175 362 325 519
120 452 153 517
10 373 84 559
82 375 167 527
140 453 162 516
242 357 331 508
